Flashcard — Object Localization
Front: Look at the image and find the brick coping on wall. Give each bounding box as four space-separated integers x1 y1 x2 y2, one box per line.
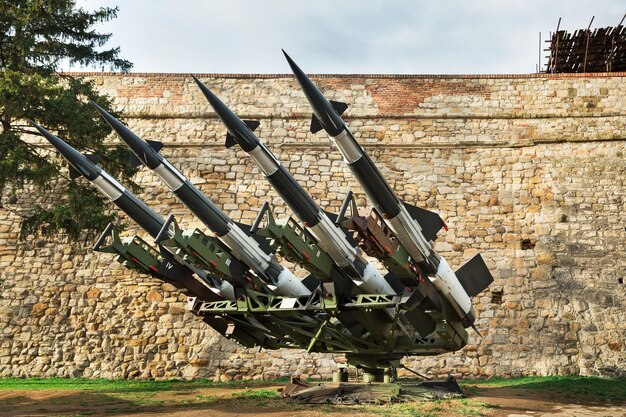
66 71 626 79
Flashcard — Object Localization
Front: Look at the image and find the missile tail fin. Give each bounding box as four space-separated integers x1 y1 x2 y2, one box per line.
69 165 82 180
403 307 437 338
243 120 260 131
226 120 259 148
69 154 101 179
403 202 446 242
384 271 405 293
330 100 348 116
301 274 321 292
85 154 102 165
146 140 163 153
310 114 324 133
225 133 237 149
129 141 162 168
455 254 494 298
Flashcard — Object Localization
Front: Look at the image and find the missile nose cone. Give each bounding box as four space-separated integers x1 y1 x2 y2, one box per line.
28 120 101 181
281 49 298 72
91 102 163 169
192 76 260 152
192 76 228 116
282 51 345 136
281 49 310 87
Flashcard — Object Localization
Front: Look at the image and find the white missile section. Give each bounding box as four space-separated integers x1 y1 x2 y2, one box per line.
430 257 472 315
92 171 124 201
220 224 271 271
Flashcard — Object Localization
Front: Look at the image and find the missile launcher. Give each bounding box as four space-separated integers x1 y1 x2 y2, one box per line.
30 58 496 402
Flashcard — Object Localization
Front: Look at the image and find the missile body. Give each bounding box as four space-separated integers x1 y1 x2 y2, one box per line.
283 52 486 326
93 105 312 298
29 121 234 301
193 78 395 296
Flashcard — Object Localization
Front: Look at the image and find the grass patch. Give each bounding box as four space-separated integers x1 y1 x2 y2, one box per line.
0 376 622 417
231 388 279 399
0 377 287 392
462 375 626 402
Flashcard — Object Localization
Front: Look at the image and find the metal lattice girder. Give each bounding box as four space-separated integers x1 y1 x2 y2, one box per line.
93 223 162 274
157 215 244 282
190 287 468 355
255 207 335 282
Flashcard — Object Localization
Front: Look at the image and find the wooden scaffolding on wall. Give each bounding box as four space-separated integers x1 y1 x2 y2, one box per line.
544 14 626 73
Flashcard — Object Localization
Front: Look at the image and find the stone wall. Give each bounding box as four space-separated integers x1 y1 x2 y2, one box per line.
0 72 624 380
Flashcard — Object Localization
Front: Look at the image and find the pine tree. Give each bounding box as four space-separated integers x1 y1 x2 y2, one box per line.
0 0 136 241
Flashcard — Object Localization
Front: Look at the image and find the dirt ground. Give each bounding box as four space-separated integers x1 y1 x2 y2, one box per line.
0 384 624 417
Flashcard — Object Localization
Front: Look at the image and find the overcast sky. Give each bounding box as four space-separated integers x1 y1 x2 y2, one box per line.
76 0 625 74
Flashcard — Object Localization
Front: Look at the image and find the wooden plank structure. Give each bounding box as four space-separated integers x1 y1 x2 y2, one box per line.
545 14 626 73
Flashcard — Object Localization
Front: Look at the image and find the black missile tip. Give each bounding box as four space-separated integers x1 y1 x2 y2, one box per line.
282 49 296 66
90 102 121 126
89 101 101 110
26 119 48 136
90 101 111 121
191 74 207 90
281 50 307 79
90 102 121 130
89 101 109 115
26 119 49 135
193 77 221 105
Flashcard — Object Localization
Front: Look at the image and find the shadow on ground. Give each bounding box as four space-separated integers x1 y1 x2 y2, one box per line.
466 376 625 406
0 389 289 417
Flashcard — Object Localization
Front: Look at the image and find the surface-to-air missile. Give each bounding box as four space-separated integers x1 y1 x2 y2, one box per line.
92 103 313 299
282 51 494 330
27 120 234 302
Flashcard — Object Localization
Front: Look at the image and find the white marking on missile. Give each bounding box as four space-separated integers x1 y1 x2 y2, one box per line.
387 205 433 263
92 171 124 201
434 257 472 314
249 145 279 176
332 130 363 163
325 111 340 131
154 160 185 191
308 215 357 267
220 226 271 271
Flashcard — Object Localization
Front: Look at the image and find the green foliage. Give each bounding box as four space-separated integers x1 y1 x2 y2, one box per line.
231 388 279 399
0 0 135 241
